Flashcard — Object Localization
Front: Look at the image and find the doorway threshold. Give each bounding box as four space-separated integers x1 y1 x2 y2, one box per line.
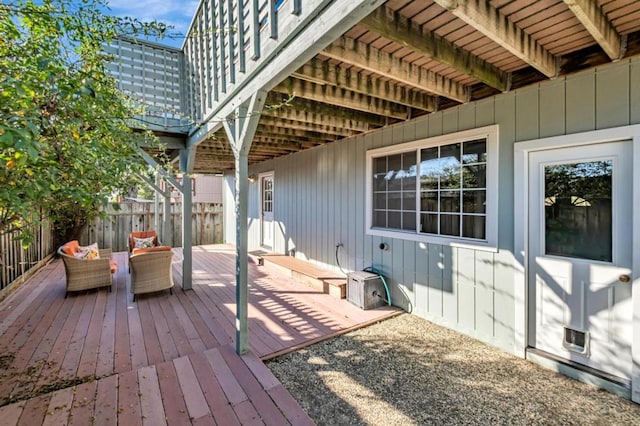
526 347 631 400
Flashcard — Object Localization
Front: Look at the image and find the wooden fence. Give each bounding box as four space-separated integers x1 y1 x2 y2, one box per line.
79 202 223 252
0 218 56 291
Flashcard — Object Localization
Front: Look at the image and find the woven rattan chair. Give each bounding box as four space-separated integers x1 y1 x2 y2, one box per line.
129 250 174 302
58 242 117 297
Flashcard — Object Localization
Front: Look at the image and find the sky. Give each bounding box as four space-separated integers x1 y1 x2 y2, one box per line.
104 0 199 48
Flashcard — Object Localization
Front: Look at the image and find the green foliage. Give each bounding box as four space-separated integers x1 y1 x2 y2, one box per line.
0 0 169 245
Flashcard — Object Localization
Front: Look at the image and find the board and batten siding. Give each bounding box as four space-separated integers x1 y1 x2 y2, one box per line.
223 57 640 354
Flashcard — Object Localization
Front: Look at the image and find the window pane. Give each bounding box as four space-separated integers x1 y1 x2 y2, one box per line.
462 164 486 188
462 215 485 239
439 143 461 189
462 139 486 164
374 192 386 210
420 148 439 190
440 143 461 164
440 166 460 189
463 190 486 213
420 191 438 212
440 190 460 213
388 191 402 210
387 154 403 190
374 157 387 191
403 192 416 211
388 211 402 229
403 212 416 231
440 214 460 236
373 210 386 228
544 161 612 261
402 152 417 191
420 213 438 234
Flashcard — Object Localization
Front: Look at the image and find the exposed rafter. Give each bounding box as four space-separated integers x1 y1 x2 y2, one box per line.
359 6 509 91
257 124 338 142
272 78 411 120
262 101 374 132
562 0 622 60
434 0 557 78
323 37 468 103
252 134 324 147
258 116 356 137
293 58 438 111
266 93 387 127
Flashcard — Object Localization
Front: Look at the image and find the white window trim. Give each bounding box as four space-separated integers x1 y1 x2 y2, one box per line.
365 125 499 252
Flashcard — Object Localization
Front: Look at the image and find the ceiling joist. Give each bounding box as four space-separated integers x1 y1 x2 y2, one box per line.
257 124 338 142
562 0 623 60
434 0 558 78
273 78 411 120
323 36 468 103
293 58 438 111
359 6 509 91
262 101 374 132
258 116 356 137
266 93 387 127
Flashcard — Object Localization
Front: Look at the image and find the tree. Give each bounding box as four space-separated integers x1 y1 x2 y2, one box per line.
0 0 170 245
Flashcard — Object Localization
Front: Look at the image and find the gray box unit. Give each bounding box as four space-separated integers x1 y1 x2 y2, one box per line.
347 271 385 310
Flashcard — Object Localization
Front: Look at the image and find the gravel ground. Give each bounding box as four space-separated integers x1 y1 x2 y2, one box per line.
267 314 640 425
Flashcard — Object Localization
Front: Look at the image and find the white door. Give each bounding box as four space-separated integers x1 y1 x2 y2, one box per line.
260 173 274 248
528 140 633 380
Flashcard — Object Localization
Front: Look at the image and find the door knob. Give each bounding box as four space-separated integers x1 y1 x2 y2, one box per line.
619 274 631 283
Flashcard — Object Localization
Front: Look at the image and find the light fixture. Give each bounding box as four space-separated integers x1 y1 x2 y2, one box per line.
248 174 257 183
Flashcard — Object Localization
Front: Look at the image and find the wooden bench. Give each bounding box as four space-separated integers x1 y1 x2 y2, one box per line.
260 255 347 299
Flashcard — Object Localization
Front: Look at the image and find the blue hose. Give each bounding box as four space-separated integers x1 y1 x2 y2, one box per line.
363 266 391 306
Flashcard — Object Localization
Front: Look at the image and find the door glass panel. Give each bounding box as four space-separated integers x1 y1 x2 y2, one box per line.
544 160 612 261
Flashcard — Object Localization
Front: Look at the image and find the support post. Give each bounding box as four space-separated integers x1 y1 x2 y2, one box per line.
223 90 267 355
154 175 161 235
234 151 249 353
179 148 195 291
163 186 171 246
181 173 193 290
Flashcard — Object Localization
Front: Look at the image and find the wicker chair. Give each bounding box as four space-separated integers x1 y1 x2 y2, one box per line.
129 250 175 302
58 241 117 297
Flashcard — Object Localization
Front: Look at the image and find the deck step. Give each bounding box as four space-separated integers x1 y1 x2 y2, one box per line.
260 255 346 299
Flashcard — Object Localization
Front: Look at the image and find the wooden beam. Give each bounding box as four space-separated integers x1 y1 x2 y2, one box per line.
293 58 438 111
258 116 356 137
273 77 410 120
434 0 557 77
256 125 338 142
263 92 387 127
263 99 374 131
562 0 622 60
323 36 469 102
359 7 509 91
252 134 323 146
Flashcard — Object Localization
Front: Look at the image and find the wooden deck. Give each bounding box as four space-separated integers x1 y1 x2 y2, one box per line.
0 245 400 424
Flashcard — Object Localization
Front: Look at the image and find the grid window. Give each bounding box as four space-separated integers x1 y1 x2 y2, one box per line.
366 126 497 249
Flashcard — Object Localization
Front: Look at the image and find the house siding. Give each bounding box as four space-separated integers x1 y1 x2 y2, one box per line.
222 57 640 354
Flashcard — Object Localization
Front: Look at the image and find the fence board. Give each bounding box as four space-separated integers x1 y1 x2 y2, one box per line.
80 202 223 252
0 217 55 290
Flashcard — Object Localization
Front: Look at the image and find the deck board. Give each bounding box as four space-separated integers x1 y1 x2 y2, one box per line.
0 244 402 424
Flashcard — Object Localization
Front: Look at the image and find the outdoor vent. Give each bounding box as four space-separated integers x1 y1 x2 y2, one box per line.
563 327 589 355
347 271 385 310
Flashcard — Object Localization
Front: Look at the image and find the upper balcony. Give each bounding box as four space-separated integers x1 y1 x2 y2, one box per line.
107 0 640 173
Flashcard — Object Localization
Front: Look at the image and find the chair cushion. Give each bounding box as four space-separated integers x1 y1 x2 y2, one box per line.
132 245 172 255
75 242 100 260
61 240 80 256
109 259 118 274
133 236 156 249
